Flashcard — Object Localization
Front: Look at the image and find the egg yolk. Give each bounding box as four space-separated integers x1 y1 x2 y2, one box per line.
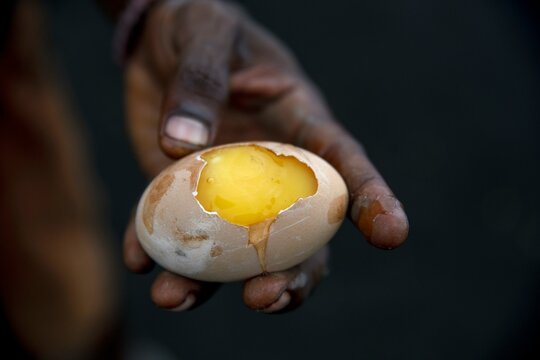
195 145 318 226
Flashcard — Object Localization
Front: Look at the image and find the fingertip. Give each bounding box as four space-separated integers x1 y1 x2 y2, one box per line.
124 245 155 274
369 212 409 249
150 272 197 310
150 272 219 311
159 116 210 158
123 220 154 273
170 293 197 312
164 116 209 146
261 291 291 314
242 274 289 310
353 193 409 249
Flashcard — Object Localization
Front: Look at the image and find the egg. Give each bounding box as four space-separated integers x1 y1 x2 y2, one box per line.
135 142 348 282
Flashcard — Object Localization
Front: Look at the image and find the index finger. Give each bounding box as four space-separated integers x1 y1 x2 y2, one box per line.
262 85 409 249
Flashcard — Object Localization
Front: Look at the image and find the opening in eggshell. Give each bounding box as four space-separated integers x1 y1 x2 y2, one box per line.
195 144 318 226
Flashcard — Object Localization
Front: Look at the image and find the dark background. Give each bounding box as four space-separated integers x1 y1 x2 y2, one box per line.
45 0 540 358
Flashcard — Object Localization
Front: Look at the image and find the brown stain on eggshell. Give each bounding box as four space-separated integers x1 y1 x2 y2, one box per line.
174 226 209 247
328 194 348 224
210 245 223 257
188 160 203 189
182 233 209 241
143 173 174 234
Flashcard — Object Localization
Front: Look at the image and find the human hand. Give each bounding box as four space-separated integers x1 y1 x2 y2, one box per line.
123 0 408 313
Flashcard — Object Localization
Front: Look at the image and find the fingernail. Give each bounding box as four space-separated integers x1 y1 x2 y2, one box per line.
165 116 209 146
262 291 291 313
170 293 196 312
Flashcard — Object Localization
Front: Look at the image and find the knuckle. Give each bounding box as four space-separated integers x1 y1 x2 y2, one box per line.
180 64 227 101
295 118 341 156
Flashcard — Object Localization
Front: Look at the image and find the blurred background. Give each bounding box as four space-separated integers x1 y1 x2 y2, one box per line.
2 0 540 358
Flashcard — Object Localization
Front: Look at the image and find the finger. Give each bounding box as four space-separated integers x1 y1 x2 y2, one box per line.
151 271 220 312
123 217 154 273
159 1 240 158
228 17 303 110
262 86 409 249
230 64 297 109
235 19 408 248
243 246 329 314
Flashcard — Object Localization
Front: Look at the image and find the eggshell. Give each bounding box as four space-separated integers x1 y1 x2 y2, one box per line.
135 142 348 282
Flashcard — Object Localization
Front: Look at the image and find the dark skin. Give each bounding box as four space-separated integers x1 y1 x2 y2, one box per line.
122 0 409 313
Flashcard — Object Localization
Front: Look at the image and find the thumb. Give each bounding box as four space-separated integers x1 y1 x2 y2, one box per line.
159 2 239 158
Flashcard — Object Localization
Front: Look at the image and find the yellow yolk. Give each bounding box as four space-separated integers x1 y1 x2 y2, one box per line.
195 145 318 226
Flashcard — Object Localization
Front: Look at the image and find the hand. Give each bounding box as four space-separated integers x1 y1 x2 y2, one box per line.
123 0 408 313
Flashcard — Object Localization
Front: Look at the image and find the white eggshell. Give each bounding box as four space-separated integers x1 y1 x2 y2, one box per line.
135 142 348 282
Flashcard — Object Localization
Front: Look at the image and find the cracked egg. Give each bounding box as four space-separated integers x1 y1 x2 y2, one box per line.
135 142 348 282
